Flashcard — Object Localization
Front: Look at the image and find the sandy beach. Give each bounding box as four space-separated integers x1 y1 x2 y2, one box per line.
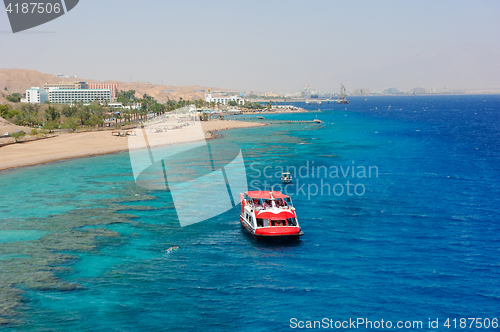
0 119 264 172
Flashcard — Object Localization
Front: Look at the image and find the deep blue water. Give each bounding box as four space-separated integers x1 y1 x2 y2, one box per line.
1 95 499 331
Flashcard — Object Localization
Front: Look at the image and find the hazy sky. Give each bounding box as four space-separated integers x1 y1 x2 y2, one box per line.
1 0 499 93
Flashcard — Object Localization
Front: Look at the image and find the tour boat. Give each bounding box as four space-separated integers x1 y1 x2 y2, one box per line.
281 172 292 184
239 191 304 239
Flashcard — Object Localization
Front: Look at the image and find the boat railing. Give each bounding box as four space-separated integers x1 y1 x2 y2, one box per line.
247 202 292 211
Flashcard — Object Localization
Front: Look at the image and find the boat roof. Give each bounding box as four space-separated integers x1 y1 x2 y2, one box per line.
246 191 290 199
282 172 290 174
256 210 296 219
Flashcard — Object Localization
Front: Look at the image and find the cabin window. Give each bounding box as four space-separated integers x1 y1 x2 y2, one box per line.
256 218 269 227
286 198 293 207
287 218 296 226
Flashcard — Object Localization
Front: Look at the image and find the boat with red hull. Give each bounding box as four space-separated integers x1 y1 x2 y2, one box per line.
239 191 304 240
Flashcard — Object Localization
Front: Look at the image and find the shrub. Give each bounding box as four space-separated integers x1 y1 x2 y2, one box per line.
0 104 9 117
42 121 58 133
62 117 79 131
6 93 21 103
11 131 26 142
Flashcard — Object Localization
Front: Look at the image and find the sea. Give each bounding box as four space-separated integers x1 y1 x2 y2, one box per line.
0 95 499 331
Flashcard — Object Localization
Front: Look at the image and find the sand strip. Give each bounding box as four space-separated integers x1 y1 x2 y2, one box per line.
0 120 264 172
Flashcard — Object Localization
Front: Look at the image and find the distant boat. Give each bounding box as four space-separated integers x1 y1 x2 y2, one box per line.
166 246 179 253
313 119 323 124
257 116 265 119
281 172 292 184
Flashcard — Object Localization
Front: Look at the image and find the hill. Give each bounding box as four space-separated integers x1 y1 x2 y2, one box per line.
0 69 232 102
0 116 31 136
381 87 405 95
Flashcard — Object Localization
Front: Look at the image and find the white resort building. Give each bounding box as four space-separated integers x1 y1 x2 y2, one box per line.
48 88 112 104
26 87 49 104
205 91 245 105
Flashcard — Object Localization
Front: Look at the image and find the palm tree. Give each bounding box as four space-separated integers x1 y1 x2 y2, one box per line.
115 112 122 127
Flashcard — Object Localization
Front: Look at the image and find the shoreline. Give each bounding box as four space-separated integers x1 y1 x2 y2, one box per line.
0 120 265 173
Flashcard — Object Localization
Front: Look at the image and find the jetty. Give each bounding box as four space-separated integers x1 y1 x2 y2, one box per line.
234 118 323 124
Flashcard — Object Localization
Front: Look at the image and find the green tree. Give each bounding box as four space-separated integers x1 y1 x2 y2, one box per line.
45 106 61 122
9 103 41 127
85 115 103 128
8 93 22 102
6 109 19 118
117 90 137 104
6 95 20 103
0 104 9 117
77 106 91 126
30 128 38 136
42 121 58 133
62 117 79 131
61 104 77 117
11 131 26 142
150 103 165 116
244 102 264 110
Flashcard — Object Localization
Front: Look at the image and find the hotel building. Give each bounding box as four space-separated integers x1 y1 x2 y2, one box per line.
48 88 112 104
87 83 118 99
205 92 245 105
26 87 49 104
43 81 88 90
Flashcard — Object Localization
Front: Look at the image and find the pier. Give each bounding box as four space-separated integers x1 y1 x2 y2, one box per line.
233 118 323 124
251 98 332 105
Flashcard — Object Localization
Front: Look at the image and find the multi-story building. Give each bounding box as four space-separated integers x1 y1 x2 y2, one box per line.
43 81 88 90
205 92 245 105
87 83 118 99
26 87 49 104
48 88 111 104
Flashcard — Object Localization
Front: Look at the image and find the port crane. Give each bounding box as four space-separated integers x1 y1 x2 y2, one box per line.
302 80 312 99
336 83 349 104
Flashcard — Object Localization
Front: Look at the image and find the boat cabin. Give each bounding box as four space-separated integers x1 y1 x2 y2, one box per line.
239 191 303 239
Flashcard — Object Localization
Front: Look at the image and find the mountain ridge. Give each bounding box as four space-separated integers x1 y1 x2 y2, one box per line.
0 69 232 103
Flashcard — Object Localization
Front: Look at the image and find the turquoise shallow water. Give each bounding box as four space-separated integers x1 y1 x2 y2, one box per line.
0 231 48 244
1 95 500 330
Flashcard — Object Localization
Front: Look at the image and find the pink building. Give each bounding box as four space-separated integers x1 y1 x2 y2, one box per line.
87 83 118 98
